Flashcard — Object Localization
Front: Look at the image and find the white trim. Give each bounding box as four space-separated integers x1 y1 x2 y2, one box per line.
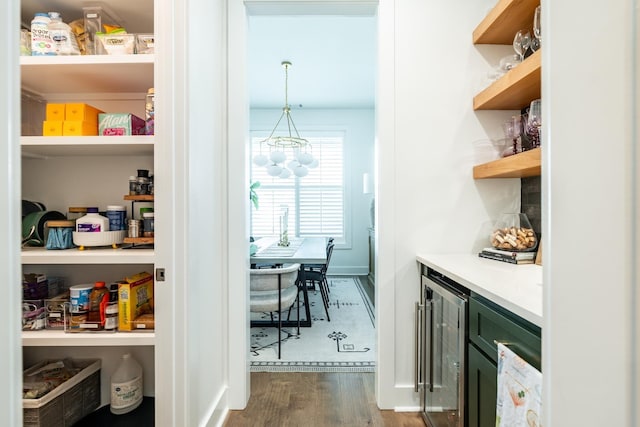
228 0 251 409
155 0 187 423
1 0 23 424
375 0 395 409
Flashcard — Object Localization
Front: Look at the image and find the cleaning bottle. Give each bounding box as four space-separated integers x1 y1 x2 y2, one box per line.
110 353 143 414
76 207 109 232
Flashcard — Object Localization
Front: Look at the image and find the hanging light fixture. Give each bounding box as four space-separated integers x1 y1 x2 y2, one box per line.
253 61 317 179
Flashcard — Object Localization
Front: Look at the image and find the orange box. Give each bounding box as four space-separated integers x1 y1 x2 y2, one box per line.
65 103 103 122
42 120 63 136
45 104 65 121
62 121 98 136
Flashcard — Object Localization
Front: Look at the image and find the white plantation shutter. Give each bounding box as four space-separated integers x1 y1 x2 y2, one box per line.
251 132 344 239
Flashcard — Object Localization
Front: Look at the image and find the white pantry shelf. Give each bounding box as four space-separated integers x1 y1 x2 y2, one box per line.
21 54 155 95
22 330 155 347
21 136 155 157
21 247 155 265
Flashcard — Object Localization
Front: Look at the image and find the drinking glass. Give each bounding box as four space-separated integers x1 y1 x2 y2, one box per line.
513 30 531 61
530 36 540 53
533 6 542 43
502 116 523 156
526 99 542 148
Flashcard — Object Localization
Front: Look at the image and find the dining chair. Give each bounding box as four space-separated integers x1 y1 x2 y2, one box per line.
249 263 301 359
304 237 334 290
302 242 334 321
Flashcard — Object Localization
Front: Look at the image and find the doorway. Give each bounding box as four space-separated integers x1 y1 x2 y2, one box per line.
228 0 379 407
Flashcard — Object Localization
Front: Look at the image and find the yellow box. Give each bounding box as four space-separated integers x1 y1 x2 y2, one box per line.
45 104 65 121
62 121 98 136
118 272 154 331
42 120 63 136
65 103 103 122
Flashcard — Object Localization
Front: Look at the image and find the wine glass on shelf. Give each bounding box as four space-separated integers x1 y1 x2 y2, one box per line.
533 6 542 44
502 116 523 156
526 99 542 148
513 30 531 61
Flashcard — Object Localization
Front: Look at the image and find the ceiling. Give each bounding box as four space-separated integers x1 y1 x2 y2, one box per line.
248 15 377 109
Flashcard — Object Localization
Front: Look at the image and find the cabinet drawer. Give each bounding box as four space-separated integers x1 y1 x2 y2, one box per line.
469 294 541 370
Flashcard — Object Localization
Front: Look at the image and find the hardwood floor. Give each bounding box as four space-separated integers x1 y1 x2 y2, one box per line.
224 372 425 426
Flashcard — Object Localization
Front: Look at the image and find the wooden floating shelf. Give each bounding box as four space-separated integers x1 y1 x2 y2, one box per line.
124 194 155 201
473 0 540 44
124 237 155 244
474 49 541 110
473 147 541 179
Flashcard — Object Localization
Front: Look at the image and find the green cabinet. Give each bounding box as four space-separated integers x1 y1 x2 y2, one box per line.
467 294 541 427
468 344 498 427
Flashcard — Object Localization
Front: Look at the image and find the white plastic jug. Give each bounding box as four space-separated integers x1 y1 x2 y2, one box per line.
110 353 143 414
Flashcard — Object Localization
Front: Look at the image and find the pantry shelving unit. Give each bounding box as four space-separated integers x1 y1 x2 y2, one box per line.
19 0 162 412
471 0 541 180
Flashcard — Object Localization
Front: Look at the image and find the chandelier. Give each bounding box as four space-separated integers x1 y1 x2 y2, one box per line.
253 61 318 178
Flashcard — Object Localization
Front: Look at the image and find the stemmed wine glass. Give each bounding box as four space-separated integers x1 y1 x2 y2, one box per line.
502 116 523 156
533 6 542 43
513 30 531 61
526 99 542 148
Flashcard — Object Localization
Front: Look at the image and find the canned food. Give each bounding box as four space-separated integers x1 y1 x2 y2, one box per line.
128 219 141 238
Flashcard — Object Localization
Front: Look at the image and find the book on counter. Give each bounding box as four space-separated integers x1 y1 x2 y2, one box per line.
478 247 536 264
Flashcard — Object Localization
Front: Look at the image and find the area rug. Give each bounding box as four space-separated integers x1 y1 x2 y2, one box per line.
250 276 376 372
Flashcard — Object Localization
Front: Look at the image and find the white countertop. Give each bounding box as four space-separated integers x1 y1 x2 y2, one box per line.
416 253 543 327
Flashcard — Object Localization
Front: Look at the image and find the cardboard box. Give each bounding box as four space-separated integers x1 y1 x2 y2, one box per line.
65 103 103 122
99 113 146 136
45 104 65 121
118 271 154 331
42 120 63 136
62 121 98 136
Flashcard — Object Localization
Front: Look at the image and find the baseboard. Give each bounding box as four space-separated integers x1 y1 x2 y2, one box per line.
202 387 230 427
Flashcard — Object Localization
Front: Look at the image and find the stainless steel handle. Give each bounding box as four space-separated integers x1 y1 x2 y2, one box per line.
427 300 434 393
414 301 423 392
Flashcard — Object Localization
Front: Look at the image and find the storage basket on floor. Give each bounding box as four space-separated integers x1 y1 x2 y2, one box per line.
23 359 101 427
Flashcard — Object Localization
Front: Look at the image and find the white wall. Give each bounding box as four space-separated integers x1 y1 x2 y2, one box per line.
543 0 637 425
375 0 520 408
250 108 375 275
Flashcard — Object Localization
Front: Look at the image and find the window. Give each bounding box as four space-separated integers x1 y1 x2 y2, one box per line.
251 131 345 240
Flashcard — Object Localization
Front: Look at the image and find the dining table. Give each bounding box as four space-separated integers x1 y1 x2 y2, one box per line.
250 236 328 327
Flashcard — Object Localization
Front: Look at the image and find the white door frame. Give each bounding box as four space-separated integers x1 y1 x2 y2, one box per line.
0 0 23 424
